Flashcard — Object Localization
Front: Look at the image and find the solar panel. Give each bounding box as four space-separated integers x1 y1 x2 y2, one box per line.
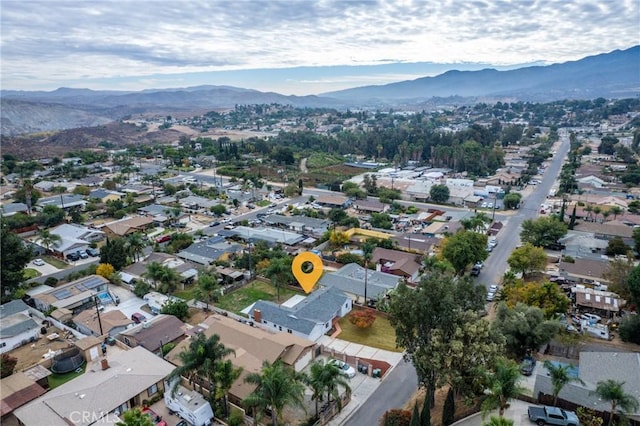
83 277 104 290
53 290 73 300
75 284 87 292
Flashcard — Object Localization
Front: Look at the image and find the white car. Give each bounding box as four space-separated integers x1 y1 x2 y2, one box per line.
488 284 499 293
32 258 45 266
328 359 356 378
486 291 496 302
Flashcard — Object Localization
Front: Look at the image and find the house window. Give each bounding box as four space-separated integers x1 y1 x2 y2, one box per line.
147 383 158 397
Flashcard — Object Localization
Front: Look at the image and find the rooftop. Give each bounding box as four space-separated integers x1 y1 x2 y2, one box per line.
319 263 401 299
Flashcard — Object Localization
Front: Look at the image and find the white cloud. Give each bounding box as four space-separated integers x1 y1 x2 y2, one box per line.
1 0 637 93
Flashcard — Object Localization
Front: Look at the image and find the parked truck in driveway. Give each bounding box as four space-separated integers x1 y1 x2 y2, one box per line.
528 406 580 426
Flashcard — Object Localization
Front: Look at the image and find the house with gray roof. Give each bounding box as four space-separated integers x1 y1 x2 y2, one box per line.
0 300 40 354
249 286 352 341
0 202 29 217
36 194 86 211
533 352 640 422
319 263 401 302
221 226 306 246
177 236 242 266
262 214 330 235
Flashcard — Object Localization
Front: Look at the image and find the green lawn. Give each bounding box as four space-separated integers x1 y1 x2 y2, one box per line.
256 199 271 207
216 280 300 315
48 364 86 389
23 268 41 279
42 255 68 269
173 288 195 300
337 309 402 352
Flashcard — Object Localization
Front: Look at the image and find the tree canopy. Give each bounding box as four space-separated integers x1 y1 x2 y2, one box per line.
1 221 32 302
429 184 450 204
441 231 488 275
520 217 567 247
506 243 548 277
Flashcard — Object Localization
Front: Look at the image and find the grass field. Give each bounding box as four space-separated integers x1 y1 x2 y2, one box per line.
23 268 41 279
48 364 87 389
216 280 300 315
173 288 195 300
256 199 271 207
42 255 68 269
337 309 402 352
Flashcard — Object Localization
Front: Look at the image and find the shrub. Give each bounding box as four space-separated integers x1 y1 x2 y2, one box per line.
1 354 17 378
96 263 115 279
336 253 363 266
227 410 244 426
618 314 640 344
349 310 376 329
44 277 59 287
382 409 412 426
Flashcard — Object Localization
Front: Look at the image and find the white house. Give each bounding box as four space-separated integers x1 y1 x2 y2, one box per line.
249 286 352 341
0 300 40 354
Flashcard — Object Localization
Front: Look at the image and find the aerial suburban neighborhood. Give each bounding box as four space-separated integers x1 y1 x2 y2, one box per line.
2 96 639 426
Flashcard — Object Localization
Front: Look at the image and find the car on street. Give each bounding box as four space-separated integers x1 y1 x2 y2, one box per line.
488 284 499 293
470 266 481 276
328 359 357 378
474 261 484 269
32 258 45 266
209 221 220 227
486 291 496 302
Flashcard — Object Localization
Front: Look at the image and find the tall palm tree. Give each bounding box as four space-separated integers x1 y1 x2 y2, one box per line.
593 379 639 426
144 262 180 294
194 272 220 311
214 357 242 418
481 358 525 417
126 232 145 262
167 333 236 407
610 206 623 220
584 204 593 222
592 206 602 223
264 257 292 303
244 360 306 426
38 228 61 253
543 361 585 406
306 360 351 417
462 212 492 233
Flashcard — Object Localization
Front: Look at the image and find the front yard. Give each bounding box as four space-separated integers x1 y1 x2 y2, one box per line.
337 308 402 352
215 280 301 315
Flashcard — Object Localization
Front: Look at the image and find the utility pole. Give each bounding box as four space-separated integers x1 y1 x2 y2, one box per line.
94 296 103 336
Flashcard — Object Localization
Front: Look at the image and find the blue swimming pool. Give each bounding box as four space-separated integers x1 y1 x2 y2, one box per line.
97 291 113 304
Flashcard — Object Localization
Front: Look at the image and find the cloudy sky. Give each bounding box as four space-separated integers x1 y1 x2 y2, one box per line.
1 0 638 95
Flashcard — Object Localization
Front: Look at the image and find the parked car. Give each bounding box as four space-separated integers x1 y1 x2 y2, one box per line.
131 313 147 324
520 356 536 376
155 234 172 243
488 284 498 293
67 252 80 261
209 221 220 227
486 291 496 302
328 359 356 378
470 266 481 276
474 261 484 269
86 248 100 257
79 250 89 259
528 405 579 426
32 258 45 266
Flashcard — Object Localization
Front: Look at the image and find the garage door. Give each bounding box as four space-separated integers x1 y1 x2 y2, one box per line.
294 349 313 372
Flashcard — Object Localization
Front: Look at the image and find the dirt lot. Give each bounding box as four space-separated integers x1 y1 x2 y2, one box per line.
9 326 76 372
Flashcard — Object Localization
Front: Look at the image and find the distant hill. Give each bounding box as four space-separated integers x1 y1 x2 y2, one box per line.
322 46 640 103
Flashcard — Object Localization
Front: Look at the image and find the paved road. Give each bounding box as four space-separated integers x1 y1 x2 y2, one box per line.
346 358 418 425
27 258 100 285
477 132 570 288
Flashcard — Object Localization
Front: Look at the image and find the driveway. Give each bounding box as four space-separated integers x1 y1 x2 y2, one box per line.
28 258 60 276
103 285 148 320
451 399 538 426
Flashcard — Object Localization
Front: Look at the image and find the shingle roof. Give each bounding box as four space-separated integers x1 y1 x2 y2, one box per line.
119 314 185 352
0 300 30 318
319 263 400 299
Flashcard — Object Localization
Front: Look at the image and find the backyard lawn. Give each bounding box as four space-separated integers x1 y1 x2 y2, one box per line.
42 255 68 269
48 364 86 389
216 280 300 315
23 268 41 279
337 309 402 352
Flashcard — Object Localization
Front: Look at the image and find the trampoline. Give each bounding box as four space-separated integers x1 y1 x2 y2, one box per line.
51 347 86 374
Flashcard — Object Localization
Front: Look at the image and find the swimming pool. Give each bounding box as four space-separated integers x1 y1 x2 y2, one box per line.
97 291 113 304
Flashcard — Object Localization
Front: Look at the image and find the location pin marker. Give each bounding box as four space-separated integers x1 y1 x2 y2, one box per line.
291 252 323 294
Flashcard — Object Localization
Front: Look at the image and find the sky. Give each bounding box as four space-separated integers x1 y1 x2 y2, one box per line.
1 0 638 95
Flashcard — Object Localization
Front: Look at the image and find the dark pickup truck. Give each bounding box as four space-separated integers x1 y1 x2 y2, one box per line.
528 406 580 426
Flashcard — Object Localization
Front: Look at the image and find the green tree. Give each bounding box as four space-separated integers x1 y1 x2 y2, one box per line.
144 261 180 294
506 243 547 277
520 217 568 247
167 333 238 409
306 360 351 417
370 212 393 229
410 401 421 426
329 230 350 247
543 360 585 406
133 280 151 298
628 265 640 307
605 237 630 256
442 388 455 425
1 222 32 302
389 273 485 406
441 231 488 275
194 272 220 311
593 380 639 426
39 205 65 227
244 360 306 426
126 232 146 262
618 315 640 344
161 299 189 320
481 358 525 417
492 303 560 359
461 212 492 233
602 257 635 301
328 208 348 224
115 407 154 426
503 193 522 210
420 392 431 426
211 204 227 216
503 281 570 319
37 228 61 253
1 353 18 378
100 237 129 270
264 257 293 303
429 184 450 204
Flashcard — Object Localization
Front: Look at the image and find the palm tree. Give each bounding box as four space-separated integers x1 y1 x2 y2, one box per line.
194 272 220 311
593 379 639 426
264 257 292 303
126 232 145 262
144 261 165 288
584 204 593 222
461 212 492 233
244 360 306 426
115 407 154 426
602 209 611 223
214 356 242 418
306 360 351 417
38 229 61 253
144 262 180 294
592 206 602 223
610 206 623 220
481 358 525 417
167 333 237 407
543 361 585 406
482 416 514 426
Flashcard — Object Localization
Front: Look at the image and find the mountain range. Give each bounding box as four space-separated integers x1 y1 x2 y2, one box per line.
1 46 638 135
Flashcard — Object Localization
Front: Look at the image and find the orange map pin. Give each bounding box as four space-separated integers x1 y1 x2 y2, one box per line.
291 252 323 294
